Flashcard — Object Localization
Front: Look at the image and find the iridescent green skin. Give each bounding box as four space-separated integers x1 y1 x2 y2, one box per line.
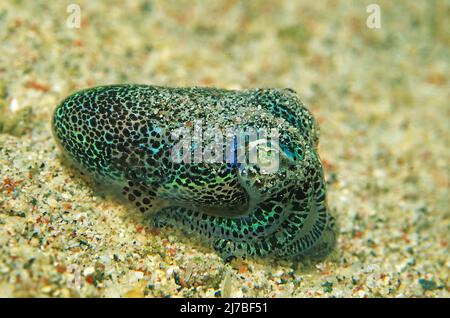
52 84 336 260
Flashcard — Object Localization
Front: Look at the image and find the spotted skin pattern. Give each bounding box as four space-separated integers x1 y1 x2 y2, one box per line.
52 84 337 260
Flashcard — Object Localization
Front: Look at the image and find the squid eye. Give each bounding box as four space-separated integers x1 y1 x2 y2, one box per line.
256 145 280 174
245 139 280 174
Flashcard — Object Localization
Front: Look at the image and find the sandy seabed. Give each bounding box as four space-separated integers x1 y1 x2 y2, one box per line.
0 1 448 297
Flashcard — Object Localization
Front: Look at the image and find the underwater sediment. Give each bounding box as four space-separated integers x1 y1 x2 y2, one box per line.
0 1 448 297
